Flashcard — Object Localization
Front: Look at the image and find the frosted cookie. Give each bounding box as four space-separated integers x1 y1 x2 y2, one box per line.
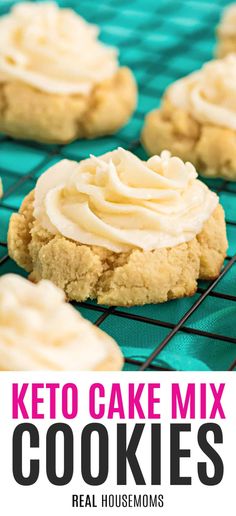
8 148 228 306
216 4 236 57
0 2 137 143
0 274 123 371
142 55 236 180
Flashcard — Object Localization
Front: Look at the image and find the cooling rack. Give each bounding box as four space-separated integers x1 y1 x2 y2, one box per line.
0 0 236 371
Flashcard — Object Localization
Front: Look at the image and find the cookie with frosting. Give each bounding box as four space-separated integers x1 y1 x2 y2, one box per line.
0 2 136 143
0 274 123 370
8 148 228 306
142 55 236 180
216 4 236 57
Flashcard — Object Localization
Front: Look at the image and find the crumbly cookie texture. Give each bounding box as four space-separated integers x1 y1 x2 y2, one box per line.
216 36 236 57
8 191 227 306
216 4 236 57
0 67 137 144
142 98 236 180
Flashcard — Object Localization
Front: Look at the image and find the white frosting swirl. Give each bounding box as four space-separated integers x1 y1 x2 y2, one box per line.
34 148 218 253
167 55 236 131
0 274 120 371
0 2 118 94
218 4 236 36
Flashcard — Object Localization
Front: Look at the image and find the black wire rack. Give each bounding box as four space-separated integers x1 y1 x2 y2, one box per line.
0 0 235 371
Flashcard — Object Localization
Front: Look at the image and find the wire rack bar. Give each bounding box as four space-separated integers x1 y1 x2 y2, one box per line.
229 359 236 371
139 255 236 371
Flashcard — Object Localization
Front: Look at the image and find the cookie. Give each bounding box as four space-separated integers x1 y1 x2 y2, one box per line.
216 4 236 57
142 55 236 180
0 2 137 143
0 274 123 371
8 148 228 306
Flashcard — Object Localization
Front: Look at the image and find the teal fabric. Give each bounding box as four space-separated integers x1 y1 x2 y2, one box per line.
0 0 235 371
